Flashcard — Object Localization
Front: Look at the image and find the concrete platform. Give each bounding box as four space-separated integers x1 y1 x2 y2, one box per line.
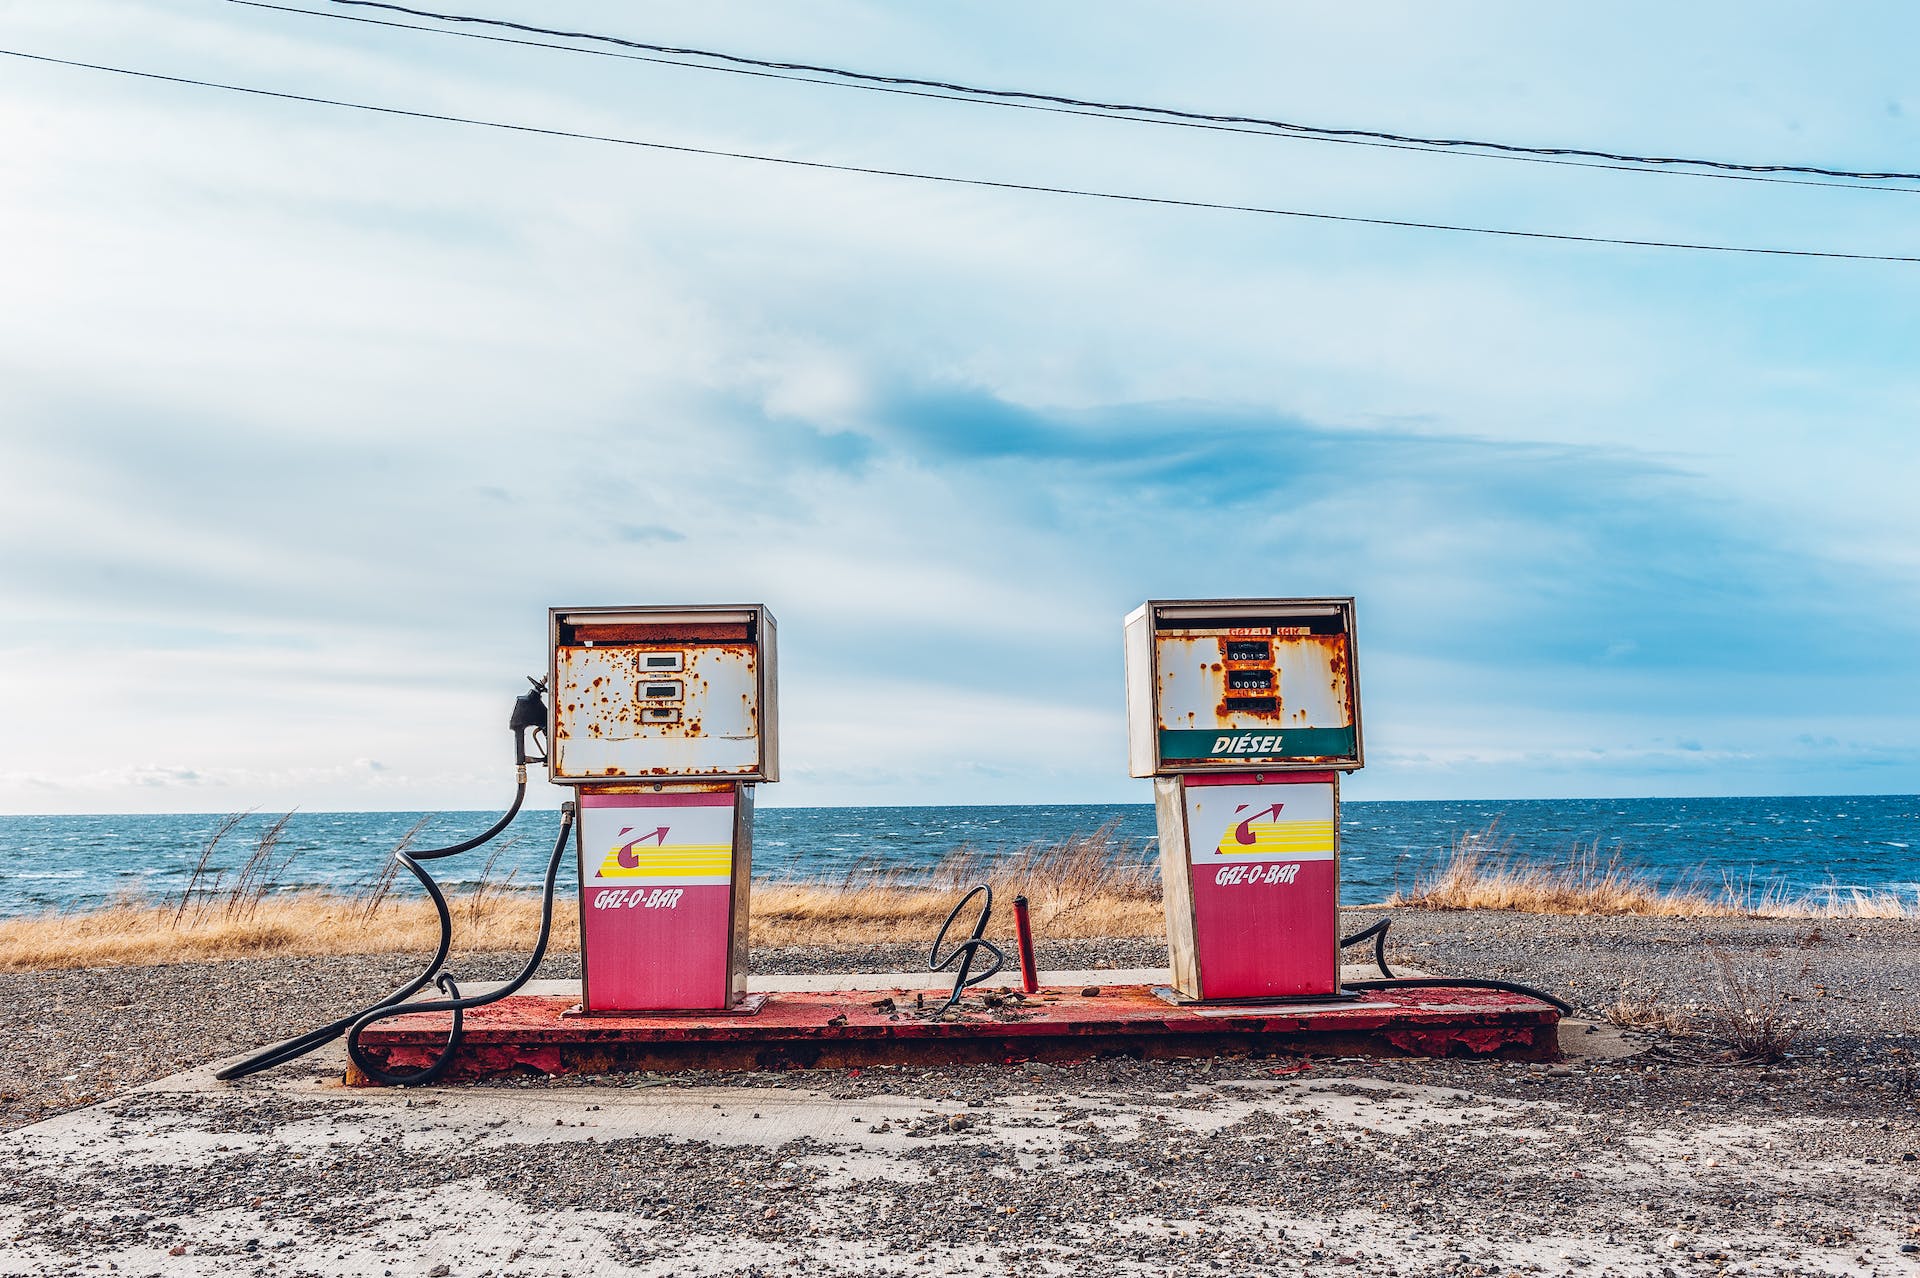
349 979 1560 1082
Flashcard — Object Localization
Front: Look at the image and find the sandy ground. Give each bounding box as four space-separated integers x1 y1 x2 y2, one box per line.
1 910 1917 1276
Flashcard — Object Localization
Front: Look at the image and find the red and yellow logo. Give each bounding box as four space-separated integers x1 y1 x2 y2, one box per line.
1214 802 1335 857
596 825 731 879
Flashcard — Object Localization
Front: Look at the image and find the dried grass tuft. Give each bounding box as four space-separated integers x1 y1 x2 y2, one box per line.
1697 948 1803 1063
1604 989 1693 1037
1388 823 1916 919
752 820 1162 946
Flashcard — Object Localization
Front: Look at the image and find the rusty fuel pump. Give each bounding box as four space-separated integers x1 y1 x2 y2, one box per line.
547 605 776 1013
1123 597 1573 1013
1125 598 1365 1002
218 603 779 1083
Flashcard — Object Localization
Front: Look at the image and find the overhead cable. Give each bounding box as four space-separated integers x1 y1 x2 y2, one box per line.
226 0 1920 196
6 48 1917 265
290 0 1920 186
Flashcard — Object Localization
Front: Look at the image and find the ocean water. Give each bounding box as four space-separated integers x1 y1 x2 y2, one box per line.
1 795 1914 918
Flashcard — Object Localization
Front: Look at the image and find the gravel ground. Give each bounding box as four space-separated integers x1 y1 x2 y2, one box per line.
1 910 1916 1276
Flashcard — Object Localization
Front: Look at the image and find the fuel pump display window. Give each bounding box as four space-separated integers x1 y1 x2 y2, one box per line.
1124 598 1362 775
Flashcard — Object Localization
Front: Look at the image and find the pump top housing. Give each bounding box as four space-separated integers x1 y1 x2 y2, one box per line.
1124 597 1361 777
547 604 779 784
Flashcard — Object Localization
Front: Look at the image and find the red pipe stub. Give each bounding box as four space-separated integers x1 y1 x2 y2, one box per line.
1012 894 1039 994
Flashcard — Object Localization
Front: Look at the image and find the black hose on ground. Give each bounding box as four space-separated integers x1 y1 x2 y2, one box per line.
1338 917 1394 978
212 844 466 1080
1344 977 1575 1016
213 682 549 1083
1337 915 1575 1014
344 804 575 1086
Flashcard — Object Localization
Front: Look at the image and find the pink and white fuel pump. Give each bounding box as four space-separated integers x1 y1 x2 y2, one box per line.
547 605 777 1013
1124 599 1362 1002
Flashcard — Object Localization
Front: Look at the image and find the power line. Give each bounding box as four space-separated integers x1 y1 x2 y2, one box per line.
228 0 1920 197
297 0 1920 186
6 47 1917 265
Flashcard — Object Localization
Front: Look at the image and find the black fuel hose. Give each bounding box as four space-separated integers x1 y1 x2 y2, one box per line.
344 804 575 1086
1338 918 1394 978
1337 916 1575 1014
928 884 1004 1014
215 685 549 1083
211 790 523 1082
1343 977 1575 1016
409 775 527 861
212 837 471 1081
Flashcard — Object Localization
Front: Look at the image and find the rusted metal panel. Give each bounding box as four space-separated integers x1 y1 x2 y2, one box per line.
553 642 758 778
345 983 1561 1083
548 605 777 782
1125 598 1362 775
572 622 752 643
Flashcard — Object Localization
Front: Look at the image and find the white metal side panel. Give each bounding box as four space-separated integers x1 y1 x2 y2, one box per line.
1123 605 1155 778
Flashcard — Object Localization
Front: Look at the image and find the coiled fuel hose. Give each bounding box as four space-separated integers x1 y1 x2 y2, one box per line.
928 884 1005 1014
344 804 575 1086
215 681 552 1082
1338 917 1574 1014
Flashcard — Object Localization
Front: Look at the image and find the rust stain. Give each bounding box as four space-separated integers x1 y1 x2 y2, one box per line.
571 622 751 643
551 638 761 778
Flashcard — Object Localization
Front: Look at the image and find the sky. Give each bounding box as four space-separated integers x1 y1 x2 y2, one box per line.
2 0 1918 813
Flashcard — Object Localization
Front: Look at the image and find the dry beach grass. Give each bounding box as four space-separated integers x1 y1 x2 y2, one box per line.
1385 823 1915 919
0 819 1909 971
0 822 1165 970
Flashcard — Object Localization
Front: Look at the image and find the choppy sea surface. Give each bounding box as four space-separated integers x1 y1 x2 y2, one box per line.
1 795 1914 918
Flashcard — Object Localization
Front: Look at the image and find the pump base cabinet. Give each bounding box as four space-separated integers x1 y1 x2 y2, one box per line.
574 786 752 1012
1156 772 1341 1000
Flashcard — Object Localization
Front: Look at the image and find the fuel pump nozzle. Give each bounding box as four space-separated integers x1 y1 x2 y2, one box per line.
511 676 549 768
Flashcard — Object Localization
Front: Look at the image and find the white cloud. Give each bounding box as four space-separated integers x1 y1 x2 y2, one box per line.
2 0 1918 811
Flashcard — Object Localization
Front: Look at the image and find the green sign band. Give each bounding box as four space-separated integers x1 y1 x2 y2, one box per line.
1159 725 1357 762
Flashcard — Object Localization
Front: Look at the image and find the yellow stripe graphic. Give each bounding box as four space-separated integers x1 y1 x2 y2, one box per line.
596 843 732 879
1214 820 1335 856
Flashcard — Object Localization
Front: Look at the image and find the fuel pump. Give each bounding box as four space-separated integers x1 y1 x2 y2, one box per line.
548 605 777 1013
1124 598 1363 1002
217 602 777 1083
